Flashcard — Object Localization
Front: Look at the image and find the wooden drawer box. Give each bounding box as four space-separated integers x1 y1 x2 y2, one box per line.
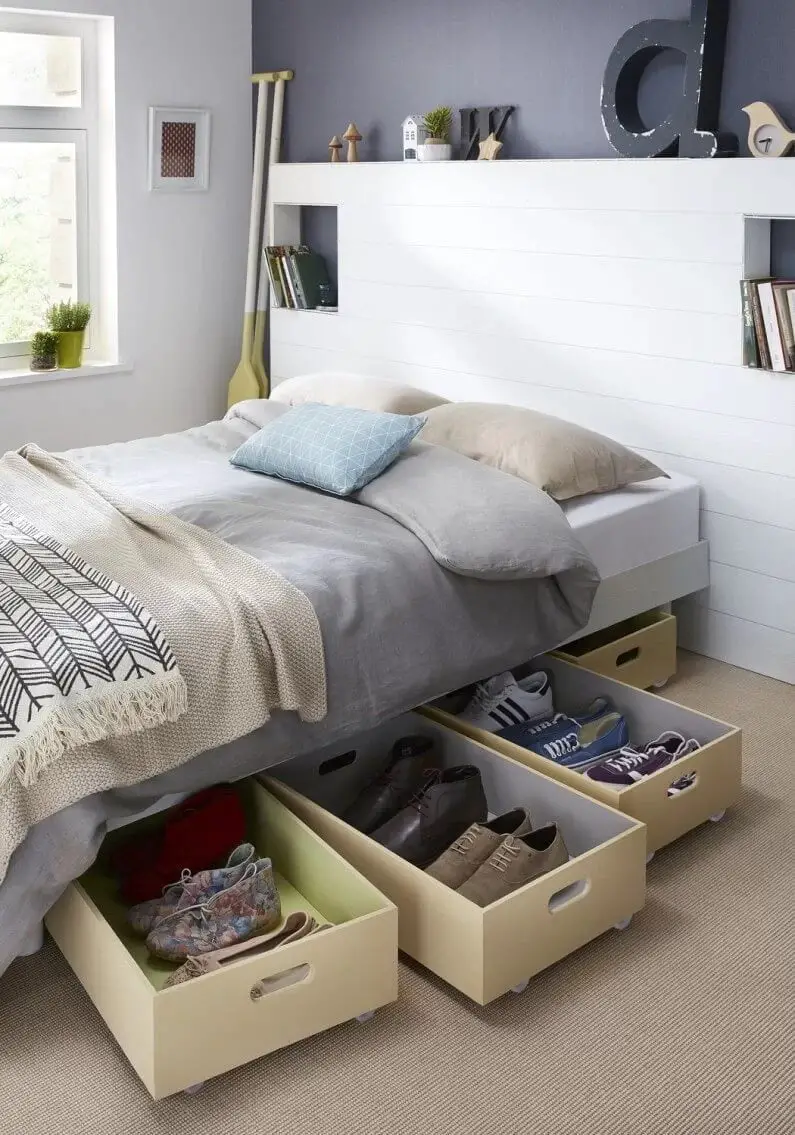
424 656 741 856
45 781 398 1100
269 713 646 1006
555 610 677 691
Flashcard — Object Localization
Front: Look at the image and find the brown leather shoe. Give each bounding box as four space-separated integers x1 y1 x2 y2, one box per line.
370 765 487 867
425 808 533 889
457 824 568 907
343 736 435 833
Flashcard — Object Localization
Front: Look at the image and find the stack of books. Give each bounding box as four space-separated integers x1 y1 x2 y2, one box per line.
264 244 334 310
741 278 795 372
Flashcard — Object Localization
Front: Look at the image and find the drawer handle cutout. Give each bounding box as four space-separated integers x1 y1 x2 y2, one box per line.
250 963 312 1001
616 647 641 667
668 771 699 797
548 878 590 912
319 750 357 776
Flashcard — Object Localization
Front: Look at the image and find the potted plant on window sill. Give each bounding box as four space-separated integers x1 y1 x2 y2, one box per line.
29 331 59 372
417 106 454 162
48 300 92 369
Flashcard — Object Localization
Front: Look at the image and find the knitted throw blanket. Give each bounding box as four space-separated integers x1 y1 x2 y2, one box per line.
0 503 187 791
0 445 326 884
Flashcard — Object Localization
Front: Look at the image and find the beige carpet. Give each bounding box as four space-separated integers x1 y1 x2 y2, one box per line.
2 652 793 1135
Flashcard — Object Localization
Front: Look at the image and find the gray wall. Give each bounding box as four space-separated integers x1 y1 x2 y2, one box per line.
254 0 795 270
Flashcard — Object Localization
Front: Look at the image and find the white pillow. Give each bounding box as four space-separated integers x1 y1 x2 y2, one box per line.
270 373 448 415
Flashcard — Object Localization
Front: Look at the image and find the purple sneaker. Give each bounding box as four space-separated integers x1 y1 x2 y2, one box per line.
585 732 700 787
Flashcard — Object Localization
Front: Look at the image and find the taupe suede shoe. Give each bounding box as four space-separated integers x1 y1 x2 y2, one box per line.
425 808 533 889
457 824 568 907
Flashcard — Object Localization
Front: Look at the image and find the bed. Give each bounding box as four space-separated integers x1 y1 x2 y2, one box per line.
0 400 706 974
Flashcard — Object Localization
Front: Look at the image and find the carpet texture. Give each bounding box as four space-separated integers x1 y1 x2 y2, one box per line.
1 651 793 1135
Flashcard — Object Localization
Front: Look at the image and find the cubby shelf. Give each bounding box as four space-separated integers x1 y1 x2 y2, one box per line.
742 214 795 373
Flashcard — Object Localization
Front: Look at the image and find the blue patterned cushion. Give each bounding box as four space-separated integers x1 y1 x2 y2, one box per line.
230 402 426 496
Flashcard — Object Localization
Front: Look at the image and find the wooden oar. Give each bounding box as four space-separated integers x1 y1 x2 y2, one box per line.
227 70 292 409
251 71 291 395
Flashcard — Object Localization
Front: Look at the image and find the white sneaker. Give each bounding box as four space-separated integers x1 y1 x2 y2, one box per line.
458 671 553 733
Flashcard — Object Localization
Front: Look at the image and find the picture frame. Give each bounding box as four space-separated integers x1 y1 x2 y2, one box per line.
148 107 211 192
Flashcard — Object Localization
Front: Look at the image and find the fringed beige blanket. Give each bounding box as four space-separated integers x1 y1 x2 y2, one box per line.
0 445 326 884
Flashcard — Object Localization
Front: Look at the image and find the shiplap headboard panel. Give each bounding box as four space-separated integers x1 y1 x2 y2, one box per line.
269 159 795 684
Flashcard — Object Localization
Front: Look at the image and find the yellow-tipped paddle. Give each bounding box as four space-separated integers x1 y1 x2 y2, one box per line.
228 70 293 409
252 73 290 395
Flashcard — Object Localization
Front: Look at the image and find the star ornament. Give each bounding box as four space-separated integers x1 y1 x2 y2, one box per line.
478 132 504 161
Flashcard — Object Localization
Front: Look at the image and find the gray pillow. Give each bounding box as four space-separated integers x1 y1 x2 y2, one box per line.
355 441 599 587
420 402 666 501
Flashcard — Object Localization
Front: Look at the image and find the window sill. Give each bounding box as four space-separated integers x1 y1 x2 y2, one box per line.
0 360 132 390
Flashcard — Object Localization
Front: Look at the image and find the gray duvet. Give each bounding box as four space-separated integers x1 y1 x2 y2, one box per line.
0 400 598 974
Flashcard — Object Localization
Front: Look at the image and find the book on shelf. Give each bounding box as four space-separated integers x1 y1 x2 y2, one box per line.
756 280 788 372
741 276 795 371
740 281 759 368
264 244 333 311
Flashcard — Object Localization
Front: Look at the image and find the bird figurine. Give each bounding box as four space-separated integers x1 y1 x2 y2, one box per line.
742 102 795 158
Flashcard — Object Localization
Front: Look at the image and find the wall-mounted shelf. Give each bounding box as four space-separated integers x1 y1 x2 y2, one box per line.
742 215 795 373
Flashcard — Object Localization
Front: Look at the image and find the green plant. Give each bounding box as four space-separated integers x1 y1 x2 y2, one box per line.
422 106 453 142
47 299 92 332
30 330 59 358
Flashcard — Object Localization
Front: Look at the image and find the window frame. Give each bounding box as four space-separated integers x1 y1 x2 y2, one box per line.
0 10 101 365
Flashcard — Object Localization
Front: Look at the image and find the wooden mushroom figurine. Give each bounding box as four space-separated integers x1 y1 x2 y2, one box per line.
343 122 362 162
328 135 342 162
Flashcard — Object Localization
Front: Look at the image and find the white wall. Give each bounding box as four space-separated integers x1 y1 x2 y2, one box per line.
0 0 252 453
269 159 795 685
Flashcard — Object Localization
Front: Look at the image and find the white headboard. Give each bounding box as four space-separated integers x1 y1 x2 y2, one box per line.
269 159 795 684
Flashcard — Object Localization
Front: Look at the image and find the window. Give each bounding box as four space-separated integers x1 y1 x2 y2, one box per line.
0 10 104 365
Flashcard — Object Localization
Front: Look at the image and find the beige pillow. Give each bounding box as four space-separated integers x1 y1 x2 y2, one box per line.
271 373 448 415
420 403 666 501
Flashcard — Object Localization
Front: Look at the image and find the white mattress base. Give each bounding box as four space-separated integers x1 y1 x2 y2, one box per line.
562 473 701 581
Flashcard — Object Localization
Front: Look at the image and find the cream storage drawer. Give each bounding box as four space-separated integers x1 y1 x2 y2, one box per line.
45 781 398 1100
424 655 741 855
268 713 646 1007
555 610 677 691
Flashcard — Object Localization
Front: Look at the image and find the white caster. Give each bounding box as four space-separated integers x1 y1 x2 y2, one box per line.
356 1011 376 1024
184 1083 205 1096
614 916 633 931
710 810 726 823
651 679 669 691
511 980 530 995
646 851 655 865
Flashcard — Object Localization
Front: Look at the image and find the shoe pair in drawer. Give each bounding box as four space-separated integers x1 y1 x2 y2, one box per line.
342 735 568 907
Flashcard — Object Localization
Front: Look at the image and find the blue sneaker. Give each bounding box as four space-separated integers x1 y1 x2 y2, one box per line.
497 704 629 771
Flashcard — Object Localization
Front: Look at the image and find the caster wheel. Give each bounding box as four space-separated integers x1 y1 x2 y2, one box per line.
710 810 726 823
614 917 633 931
646 851 655 865
511 980 529 995
651 679 669 691
184 1083 205 1096
356 1011 376 1024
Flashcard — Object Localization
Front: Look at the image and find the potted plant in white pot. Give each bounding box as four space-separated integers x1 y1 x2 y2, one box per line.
417 106 454 162
48 300 92 369
29 331 59 372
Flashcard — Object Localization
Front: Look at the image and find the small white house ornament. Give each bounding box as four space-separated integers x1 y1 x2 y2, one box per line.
403 115 428 161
